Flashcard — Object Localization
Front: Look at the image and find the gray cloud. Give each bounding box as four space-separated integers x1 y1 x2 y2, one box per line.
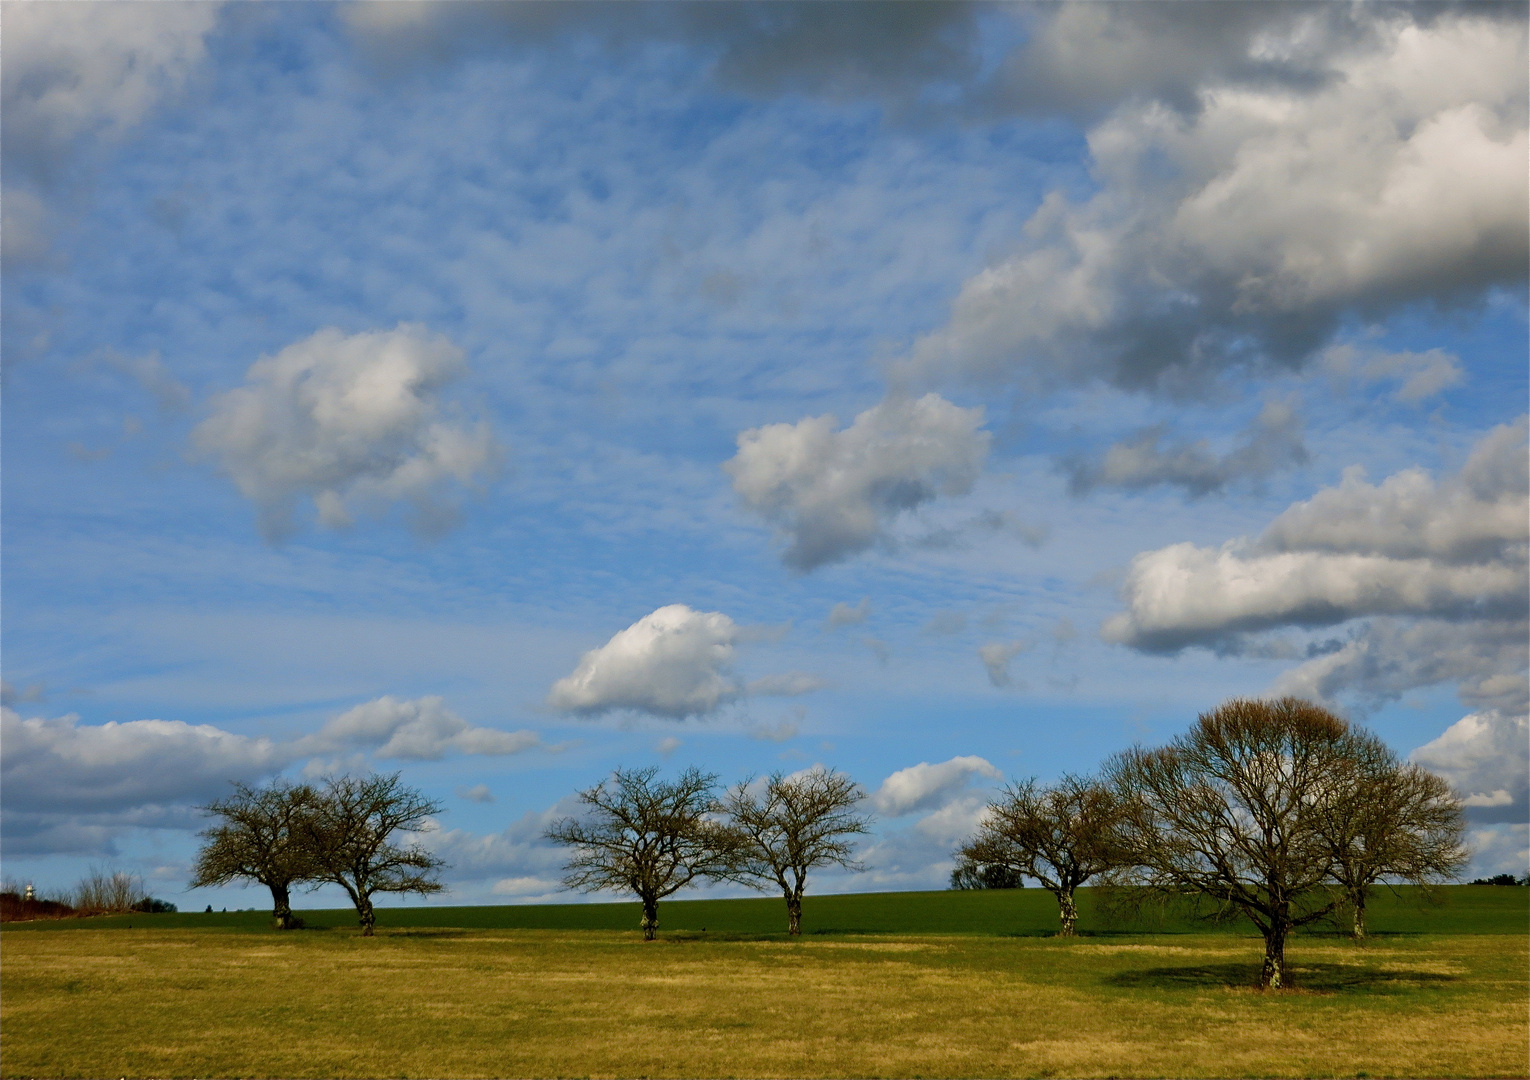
192 324 498 541
1065 400 1307 498
726 394 989 571
978 641 1028 689
826 598 871 629
0 706 287 817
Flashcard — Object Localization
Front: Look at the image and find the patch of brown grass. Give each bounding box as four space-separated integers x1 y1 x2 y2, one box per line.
0 928 1524 1078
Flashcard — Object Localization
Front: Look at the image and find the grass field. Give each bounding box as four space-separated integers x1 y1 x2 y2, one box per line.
3 887 1526 1079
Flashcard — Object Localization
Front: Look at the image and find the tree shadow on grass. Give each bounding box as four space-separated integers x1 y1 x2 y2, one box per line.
1108 962 1457 992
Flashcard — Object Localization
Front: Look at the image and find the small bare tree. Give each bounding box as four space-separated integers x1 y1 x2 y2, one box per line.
189 780 321 929
1319 738 1467 940
547 766 739 940
1107 697 1390 989
954 775 1121 936
72 866 144 914
720 768 871 935
304 773 446 936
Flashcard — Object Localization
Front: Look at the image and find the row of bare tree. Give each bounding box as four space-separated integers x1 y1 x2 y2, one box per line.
191 698 1467 988
951 698 1465 987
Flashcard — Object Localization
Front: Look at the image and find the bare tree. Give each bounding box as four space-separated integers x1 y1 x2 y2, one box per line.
720 768 871 935
954 775 1121 936
1107 697 1403 989
189 780 321 929
304 773 446 936
1319 738 1467 940
546 766 739 940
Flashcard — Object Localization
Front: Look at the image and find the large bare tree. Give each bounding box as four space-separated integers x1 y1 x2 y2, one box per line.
720 768 871 934
1319 738 1467 940
1105 697 1461 989
954 775 1121 936
188 780 321 929
547 766 738 940
303 773 446 936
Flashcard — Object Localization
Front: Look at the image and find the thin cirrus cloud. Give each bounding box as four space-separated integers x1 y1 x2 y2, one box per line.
547 604 824 720
725 394 989 572
192 324 498 542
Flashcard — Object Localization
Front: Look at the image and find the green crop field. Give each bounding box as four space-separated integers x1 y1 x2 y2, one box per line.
3 887 1526 1079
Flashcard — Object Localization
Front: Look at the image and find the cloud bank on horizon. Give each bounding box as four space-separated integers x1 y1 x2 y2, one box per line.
2 1 1524 901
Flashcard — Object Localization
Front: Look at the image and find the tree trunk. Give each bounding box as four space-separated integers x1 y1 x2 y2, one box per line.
1056 888 1078 937
786 893 803 936
1260 923 1287 989
640 897 658 941
268 881 293 930
357 894 376 937
1352 893 1367 942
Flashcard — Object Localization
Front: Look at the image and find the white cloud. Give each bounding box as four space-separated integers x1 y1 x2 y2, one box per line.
869 755 1002 818
304 696 542 761
192 325 497 541
725 394 989 571
423 799 579 886
1105 419 1529 652
1065 399 1307 498
0 706 286 815
655 736 683 758
456 784 495 804
905 10 1527 394
1411 710 1529 826
978 642 1028 689
548 605 742 719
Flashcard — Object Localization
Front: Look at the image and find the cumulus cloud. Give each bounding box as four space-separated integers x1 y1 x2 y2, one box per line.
869 755 1001 818
457 784 495 804
1105 419 1529 653
725 394 989 571
192 325 497 541
904 8 1527 395
1065 400 1307 498
1411 710 1529 826
978 642 1028 689
421 798 579 897
302 696 542 761
547 605 742 719
0 706 287 816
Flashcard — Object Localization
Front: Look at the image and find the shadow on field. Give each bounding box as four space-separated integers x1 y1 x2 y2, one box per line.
1109 962 1458 992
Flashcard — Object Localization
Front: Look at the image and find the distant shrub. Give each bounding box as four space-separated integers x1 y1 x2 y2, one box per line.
0 889 77 922
949 861 1026 890
1468 874 1525 886
132 897 178 914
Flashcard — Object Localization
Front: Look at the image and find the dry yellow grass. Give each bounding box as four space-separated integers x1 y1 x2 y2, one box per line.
1 927 1525 1078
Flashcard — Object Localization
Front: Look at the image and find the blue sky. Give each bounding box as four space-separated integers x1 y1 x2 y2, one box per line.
3 2 1526 909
